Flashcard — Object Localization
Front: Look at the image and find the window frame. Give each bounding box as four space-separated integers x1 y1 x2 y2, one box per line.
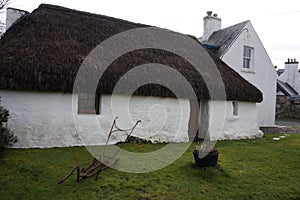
77 92 100 115
243 46 254 70
232 101 238 116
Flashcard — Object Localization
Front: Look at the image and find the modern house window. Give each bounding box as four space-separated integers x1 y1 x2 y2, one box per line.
78 93 100 114
232 101 238 116
243 46 253 69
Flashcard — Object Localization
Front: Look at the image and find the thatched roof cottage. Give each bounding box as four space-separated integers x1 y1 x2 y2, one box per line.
0 4 263 148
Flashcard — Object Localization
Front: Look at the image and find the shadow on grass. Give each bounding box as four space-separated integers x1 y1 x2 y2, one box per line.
178 162 231 181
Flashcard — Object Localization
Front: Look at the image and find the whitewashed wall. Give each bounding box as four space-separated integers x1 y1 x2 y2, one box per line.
221 22 277 127
74 94 191 145
0 90 264 148
207 100 263 141
1 91 80 148
0 90 190 148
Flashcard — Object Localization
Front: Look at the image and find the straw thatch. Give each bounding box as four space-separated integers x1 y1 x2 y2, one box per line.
0 4 262 102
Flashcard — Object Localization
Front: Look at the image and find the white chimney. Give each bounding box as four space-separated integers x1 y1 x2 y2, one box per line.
284 58 299 90
202 11 221 42
5 8 28 31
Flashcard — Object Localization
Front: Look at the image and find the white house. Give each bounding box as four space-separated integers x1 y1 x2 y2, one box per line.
200 11 277 127
277 58 300 94
0 4 263 148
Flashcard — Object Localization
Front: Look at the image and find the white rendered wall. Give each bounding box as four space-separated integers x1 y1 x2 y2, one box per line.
207 100 262 141
221 22 277 127
1 91 80 148
0 90 190 148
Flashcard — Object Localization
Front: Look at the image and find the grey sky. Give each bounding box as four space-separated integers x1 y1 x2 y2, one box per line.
1 0 300 69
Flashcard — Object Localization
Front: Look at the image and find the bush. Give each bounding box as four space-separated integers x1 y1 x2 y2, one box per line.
0 97 17 152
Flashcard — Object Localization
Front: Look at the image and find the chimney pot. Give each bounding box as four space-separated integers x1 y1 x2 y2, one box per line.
288 58 290 63
213 13 218 17
207 11 212 16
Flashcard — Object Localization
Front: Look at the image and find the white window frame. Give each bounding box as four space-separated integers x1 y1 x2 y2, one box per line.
242 46 254 72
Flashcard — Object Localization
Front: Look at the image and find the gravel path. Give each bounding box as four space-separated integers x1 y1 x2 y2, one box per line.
260 118 300 134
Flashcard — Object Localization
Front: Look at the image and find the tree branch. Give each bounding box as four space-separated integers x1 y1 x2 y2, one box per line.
0 0 9 10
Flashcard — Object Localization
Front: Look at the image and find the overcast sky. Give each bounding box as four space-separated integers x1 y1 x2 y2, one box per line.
2 0 300 69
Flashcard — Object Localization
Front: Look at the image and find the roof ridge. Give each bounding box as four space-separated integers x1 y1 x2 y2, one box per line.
204 20 250 57
35 4 197 45
6 7 29 13
218 20 249 32
35 4 148 28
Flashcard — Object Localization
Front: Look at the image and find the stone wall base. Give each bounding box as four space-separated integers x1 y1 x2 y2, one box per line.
276 96 300 119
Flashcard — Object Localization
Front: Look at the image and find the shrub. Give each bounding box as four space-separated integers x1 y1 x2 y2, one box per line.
0 97 17 152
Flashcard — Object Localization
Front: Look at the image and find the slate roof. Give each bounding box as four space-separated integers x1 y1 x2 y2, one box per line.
277 69 285 76
202 21 249 57
277 80 300 101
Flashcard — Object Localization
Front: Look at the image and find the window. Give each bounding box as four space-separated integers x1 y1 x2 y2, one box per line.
243 46 253 69
232 101 238 116
78 93 100 114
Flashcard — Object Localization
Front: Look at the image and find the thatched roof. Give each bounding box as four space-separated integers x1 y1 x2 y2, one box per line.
0 4 262 102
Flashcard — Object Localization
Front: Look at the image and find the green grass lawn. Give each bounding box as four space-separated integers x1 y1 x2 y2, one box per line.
0 134 300 200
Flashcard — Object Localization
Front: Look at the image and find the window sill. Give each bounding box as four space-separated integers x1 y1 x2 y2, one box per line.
77 110 99 115
241 68 256 74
